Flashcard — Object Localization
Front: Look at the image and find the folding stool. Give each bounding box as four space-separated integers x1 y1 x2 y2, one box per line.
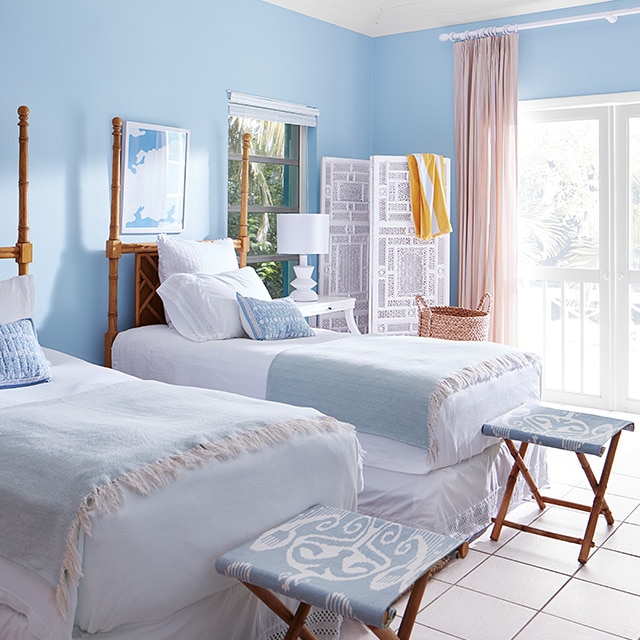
215 504 468 640
482 403 634 564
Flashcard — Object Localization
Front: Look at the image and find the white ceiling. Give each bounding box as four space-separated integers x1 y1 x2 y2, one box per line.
263 0 612 37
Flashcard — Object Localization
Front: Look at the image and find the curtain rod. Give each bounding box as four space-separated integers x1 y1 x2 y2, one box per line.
439 5 640 42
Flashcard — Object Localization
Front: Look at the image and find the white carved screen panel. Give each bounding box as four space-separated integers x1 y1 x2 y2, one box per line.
369 156 450 336
318 155 450 336
319 157 371 333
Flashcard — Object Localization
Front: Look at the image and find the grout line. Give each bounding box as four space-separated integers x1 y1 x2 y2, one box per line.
511 610 631 640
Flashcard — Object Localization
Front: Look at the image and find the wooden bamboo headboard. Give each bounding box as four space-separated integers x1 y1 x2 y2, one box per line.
104 119 251 366
0 106 32 274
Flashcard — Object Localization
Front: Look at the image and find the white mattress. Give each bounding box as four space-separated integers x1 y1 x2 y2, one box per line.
113 325 542 474
0 349 361 640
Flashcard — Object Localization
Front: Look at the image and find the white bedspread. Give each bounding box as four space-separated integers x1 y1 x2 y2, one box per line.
113 325 542 473
0 349 362 640
111 327 549 555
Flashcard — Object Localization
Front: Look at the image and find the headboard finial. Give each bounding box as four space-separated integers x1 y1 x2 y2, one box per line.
17 105 31 275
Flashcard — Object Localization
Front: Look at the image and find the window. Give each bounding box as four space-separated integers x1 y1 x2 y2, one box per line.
227 93 318 298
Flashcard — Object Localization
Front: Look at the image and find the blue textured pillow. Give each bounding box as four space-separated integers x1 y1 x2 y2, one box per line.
0 318 51 389
236 294 315 341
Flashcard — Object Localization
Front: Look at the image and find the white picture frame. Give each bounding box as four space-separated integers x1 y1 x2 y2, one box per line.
120 121 189 234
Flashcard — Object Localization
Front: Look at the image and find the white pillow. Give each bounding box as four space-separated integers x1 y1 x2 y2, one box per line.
157 267 271 342
157 234 239 283
0 274 34 324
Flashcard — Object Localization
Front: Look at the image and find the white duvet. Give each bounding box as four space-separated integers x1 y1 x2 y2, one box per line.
113 325 542 474
0 350 362 640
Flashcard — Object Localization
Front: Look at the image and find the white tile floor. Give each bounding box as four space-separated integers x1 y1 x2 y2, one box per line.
341 412 640 640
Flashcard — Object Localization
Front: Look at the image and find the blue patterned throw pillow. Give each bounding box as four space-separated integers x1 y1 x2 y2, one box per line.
237 294 315 341
0 318 51 389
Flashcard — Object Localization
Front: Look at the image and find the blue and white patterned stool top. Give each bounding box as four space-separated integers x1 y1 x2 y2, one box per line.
481 403 634 456
215 504 461 628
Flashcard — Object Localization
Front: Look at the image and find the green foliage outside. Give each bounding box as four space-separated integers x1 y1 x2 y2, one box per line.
518 119 600 270
228 116 298 298
519 116 640 271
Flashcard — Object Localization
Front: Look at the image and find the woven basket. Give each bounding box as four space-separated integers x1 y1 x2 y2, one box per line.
415 293 492 341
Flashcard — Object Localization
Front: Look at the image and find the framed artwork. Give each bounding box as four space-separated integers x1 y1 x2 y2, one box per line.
120 121 189 234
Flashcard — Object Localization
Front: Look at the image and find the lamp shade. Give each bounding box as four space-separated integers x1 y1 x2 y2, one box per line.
277 214 330 255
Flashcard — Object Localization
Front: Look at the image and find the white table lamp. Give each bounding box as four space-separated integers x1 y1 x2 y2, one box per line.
277 213 330 301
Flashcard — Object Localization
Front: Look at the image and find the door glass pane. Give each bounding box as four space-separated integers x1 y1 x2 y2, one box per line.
519 119 600 270
630 118 640 271
518 116 601 399
544 280 563 391
581 282 600 396
630 284 640 401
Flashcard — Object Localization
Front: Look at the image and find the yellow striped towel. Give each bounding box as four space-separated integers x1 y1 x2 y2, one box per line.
407 154 452 240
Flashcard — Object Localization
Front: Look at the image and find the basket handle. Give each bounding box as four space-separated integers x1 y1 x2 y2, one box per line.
477 292 492 313
415 295 432 316
415 295 432 331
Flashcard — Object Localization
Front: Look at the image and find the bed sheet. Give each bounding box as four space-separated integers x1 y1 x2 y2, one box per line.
112 324 346 399
113 325 542 474
0 348 133 410
0 350 361 640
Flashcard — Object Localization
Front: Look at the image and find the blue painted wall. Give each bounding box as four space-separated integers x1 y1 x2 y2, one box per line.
0 0 372 362
0 0 638 363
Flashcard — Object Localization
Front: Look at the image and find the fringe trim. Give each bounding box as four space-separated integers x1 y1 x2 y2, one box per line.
54 416 355 615
427 351 541 463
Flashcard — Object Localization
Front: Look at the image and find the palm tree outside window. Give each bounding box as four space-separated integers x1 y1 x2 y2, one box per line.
227 93 318 298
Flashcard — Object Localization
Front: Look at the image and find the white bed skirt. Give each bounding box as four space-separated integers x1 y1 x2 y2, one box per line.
358 441 548 540
0 585 340 640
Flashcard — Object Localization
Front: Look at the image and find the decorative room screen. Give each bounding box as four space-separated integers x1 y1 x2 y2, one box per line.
319 158 371 333
319 155 450 335
369 155 450 335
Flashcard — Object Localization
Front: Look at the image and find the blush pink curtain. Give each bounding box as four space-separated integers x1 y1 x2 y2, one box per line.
454 33 519 345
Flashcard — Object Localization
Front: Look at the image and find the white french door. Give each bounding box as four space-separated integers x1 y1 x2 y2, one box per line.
517 93 640 412
615 103 640 412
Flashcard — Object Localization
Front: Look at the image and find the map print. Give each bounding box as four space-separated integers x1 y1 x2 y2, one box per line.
121 122 189 234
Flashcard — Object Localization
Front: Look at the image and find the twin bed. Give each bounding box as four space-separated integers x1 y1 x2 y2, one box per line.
0 111 361 640
105 119 548 538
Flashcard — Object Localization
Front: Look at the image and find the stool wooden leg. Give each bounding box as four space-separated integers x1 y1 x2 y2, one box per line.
396 572 430 640
242 582 319 640
576 452 614 525
368 625 402 640
578 432 622 564
504 440 546 510
491 441 532 541
284 603 313 640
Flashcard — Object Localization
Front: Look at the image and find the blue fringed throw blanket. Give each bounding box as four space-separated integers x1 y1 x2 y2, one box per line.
0 380 355 614
267 334 540 453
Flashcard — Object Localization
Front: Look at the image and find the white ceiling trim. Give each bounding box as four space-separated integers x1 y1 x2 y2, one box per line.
263 0 614 37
